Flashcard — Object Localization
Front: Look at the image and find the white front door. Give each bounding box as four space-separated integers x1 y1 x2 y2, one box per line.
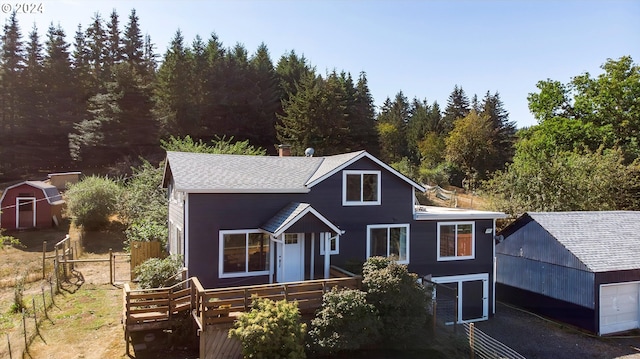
277 233 304 283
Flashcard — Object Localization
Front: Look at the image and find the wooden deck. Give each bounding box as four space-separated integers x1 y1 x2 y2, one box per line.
123 268 360 356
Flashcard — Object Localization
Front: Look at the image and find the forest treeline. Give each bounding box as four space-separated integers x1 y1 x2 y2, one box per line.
1 9 639 216
0 8 515 185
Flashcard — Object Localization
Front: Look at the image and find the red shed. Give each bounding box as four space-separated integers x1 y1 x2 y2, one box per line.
0 181 65 230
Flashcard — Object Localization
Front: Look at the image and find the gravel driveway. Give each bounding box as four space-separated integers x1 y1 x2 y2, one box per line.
474 302 640 359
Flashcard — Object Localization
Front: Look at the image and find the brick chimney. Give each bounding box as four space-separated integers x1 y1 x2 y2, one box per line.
278 144 292 157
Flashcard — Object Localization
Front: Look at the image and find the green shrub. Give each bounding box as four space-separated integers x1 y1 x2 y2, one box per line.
134 255 183 289
308 287 381 355
229 297 306 359
10 274 26 313
118 160 168 227
65 175 122 230
0 224 21 249
362 256 430 349
124 218 168 251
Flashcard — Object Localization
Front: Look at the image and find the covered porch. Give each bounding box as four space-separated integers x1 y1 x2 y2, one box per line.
261 202 344 283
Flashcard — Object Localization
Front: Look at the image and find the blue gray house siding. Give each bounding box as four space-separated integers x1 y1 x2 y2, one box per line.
165 151 502 323
184 156 416 288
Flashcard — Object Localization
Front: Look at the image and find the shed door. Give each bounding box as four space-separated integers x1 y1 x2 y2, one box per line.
17 197 36 228
600 283 640 335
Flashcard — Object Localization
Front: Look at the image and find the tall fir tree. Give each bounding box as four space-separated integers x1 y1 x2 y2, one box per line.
248 43 279 148
123 9 145 73
276 72 348 155
85 13 108 91
480 91 516 172
20 25 46 147
376 91 410 163
442 85 470 134
105 9 123 76
350 72 378 154
0 12 25 174
154 29 192 136
42 23 76 167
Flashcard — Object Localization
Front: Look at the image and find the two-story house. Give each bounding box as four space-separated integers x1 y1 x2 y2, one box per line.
161 149 505 323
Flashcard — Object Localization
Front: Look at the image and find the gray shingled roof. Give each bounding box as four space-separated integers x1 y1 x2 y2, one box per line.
261 202 342 237
528 211 640 272
261 202 311 235
165 150 424 193
165 151 324 192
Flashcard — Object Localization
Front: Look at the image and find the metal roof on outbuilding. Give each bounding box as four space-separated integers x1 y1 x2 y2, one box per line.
499 211 640 273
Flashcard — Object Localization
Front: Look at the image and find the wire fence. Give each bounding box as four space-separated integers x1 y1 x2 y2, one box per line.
1 274 59 359
2 233 132 359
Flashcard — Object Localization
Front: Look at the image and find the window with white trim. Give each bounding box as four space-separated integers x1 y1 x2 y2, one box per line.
366 224 409 263
319 234 339 255
437 222 474 261
343 170 381 205
219 230 270 277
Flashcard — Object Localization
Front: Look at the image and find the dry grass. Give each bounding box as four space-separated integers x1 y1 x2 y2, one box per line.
0 219 133 358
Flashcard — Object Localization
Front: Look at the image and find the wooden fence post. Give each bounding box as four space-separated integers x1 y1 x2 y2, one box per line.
32 297 38 335
109 248 113 285
7 333 12 359
42 241 47 279
22 308 27 352
42 287 47 320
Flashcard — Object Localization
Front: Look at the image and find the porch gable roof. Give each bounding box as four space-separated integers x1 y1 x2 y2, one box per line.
260 202 342 237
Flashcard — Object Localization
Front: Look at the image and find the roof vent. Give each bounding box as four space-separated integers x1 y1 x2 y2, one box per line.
305 148 315 157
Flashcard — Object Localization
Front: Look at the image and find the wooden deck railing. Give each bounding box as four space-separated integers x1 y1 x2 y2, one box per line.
193 276 360 327
123 269 361 354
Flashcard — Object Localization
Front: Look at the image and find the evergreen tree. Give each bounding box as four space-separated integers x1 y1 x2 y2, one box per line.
275 50 314 103
72 24 92 102
276 72 348 155
142 33 157 82
122 9 143 70
248 43 279 148
0 12 25 174
406 98 432 164
154 29 192 135
86 13 108 90
376 92 410 163
442 85 470 134
480 91 516 171
349 72 378 154
20 25 46 149
42 23 76 167
105 9 122 75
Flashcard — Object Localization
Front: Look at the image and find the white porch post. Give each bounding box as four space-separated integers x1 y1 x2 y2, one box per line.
310 233 315 280
323 232 330 279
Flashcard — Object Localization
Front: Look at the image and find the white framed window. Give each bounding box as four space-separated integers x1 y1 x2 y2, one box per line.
319 234 339 255
343 170 381 206
366 224 409 264
437 222 475 261
219 229 270 278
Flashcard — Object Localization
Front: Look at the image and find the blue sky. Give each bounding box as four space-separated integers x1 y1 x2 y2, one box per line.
3 0 639 128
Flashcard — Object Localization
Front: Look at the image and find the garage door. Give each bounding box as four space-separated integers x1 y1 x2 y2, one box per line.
600 282 640 335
